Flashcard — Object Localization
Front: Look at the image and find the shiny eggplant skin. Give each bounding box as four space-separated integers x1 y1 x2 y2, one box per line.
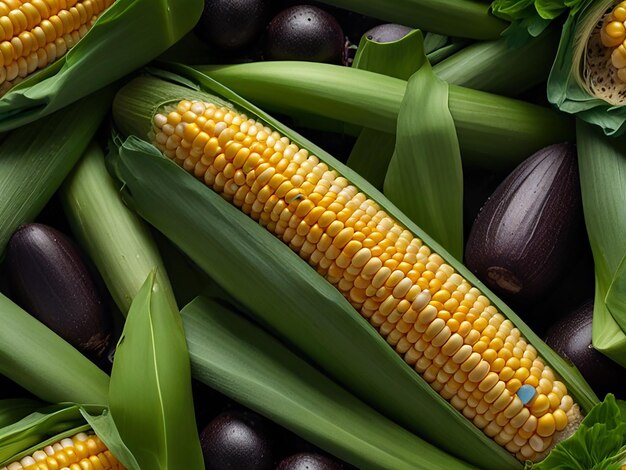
5 223 110 358
363 24 412 43
465 143 584 304
277 452 343 470
545 300 626 399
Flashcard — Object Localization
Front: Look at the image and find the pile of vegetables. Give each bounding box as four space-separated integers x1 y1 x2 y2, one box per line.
0 0 624 469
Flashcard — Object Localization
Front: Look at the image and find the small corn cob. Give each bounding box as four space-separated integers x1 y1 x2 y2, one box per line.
0 432 125 470
149 99 584 463
600 1 626 82
0 0 115 96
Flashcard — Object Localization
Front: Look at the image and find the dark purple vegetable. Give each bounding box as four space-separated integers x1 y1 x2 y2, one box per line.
265 5 345 64
5 223 111 358
195 0 270 51
544 300 626 399
200 409 275 470
465 143 584 305
363 23 413 43
277 452 343 469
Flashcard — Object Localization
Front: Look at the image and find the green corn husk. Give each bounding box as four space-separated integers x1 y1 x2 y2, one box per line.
316 0 506 39
0 292 109 406
0 89 112 257
432 26 560 95
61 142 172 315
0 0 203 132
0 404 139 469
349 29 462 259
198 61 574 170
0 400 43 430
548 0 626 136
576 120 626 369
183 295 476 470
109 271 204 469
110 68 598 469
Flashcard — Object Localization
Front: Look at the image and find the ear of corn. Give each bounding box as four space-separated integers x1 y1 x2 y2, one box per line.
1 431 125 470
0 87 112 256
107 271 204 470
0 404 138 470
197 61 574 171
548 0 626 136
110 69 599 469
60 142 173 315
183 295 477 470
576 120 626 369
316 0 506 39
0 0 203 132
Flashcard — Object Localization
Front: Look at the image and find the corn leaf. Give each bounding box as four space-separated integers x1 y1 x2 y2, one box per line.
61 143 172 315
316 0 506 40
547 0 626 136
0 90 112 256
576 120 626 368
347 30 423 189
108 271 204 470
0 400 43 429
199 61 574 171
432 27 560 96
0 293 110 405
183 296 476 470
384 31 464 260
110 68 599 469
0 0 203 132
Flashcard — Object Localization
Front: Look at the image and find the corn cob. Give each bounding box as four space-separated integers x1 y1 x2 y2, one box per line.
0 0 115 96
1 432 125 470
146 98 584 463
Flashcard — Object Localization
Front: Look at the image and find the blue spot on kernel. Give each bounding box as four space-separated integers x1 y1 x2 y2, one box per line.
517 384 536 404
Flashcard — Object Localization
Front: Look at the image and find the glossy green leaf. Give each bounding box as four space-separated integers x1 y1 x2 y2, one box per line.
0 293 110 405
109 271 204 470
576 120 626 368
384 31 464 260
316 0 506 39
199 61 574 171
0 90 112 256
61 143 172 315
0 0 203 132
347 29 424 189
110 69 598 469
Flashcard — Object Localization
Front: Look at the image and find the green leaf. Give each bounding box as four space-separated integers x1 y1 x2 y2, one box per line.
535 395 626 470
109 271 204 470
348 29 424 189
384 33 464 260
0 293 110 405
576 120 626 367
316 0 506 40
0 89 113 256
0 400 43 430
0 0 203 132
183 296 476 470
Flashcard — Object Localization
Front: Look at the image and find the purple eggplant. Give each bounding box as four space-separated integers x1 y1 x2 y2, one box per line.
465 143 584 305
5 223 111 358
